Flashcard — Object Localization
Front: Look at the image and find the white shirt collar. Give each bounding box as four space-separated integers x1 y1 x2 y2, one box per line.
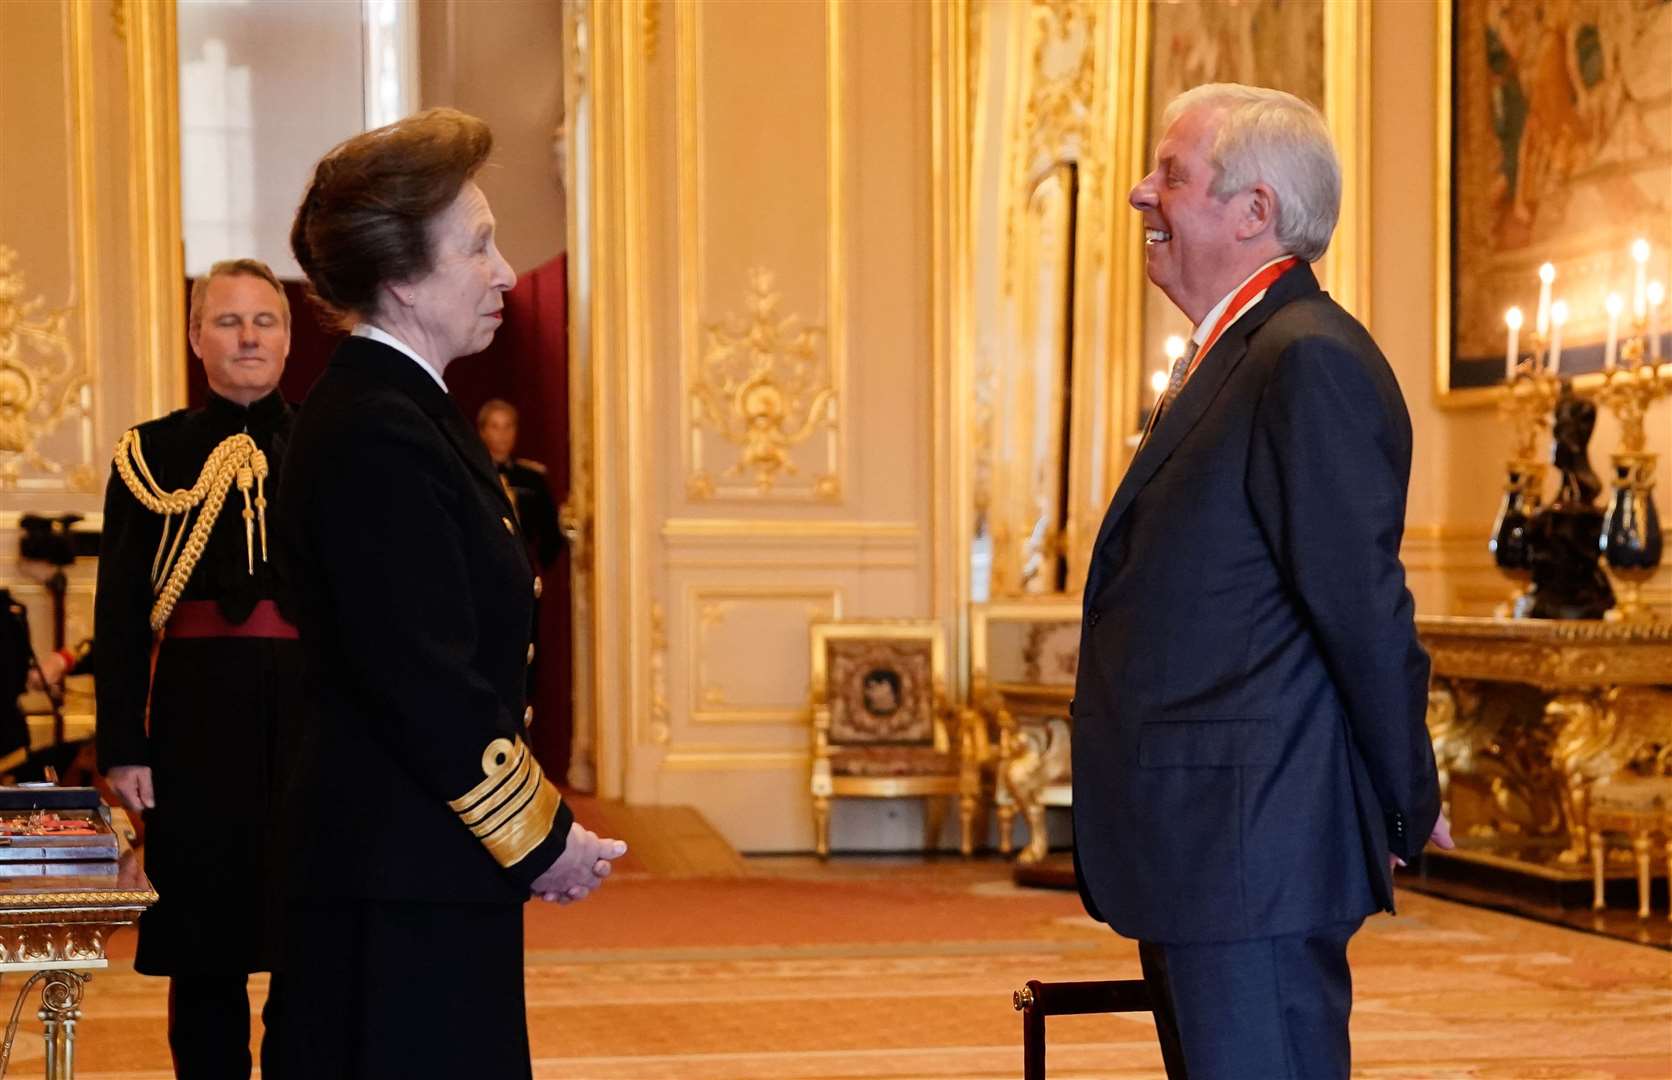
352 324 448 391
1190 255 1295 348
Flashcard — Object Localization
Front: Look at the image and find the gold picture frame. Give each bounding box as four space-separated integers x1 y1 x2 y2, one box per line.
1434 0 1672 409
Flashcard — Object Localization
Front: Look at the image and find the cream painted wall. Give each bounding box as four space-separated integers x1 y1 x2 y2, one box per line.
575 0 953 851
419 0 566 273
1372 0 1670 618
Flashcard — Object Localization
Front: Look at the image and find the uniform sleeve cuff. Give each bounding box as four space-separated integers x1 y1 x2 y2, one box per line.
449 737 570 874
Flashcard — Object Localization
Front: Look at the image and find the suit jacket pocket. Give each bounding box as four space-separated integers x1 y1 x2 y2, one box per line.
1139 718 1279 767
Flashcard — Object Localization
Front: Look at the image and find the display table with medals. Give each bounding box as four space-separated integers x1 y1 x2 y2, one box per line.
0 787 154 1079
1415 616 1672 937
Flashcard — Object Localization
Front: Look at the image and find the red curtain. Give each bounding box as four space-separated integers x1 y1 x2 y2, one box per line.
185 254 575 781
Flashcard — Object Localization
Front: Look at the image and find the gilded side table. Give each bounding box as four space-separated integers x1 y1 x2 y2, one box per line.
1417 616 1672 885
0 863 155 1079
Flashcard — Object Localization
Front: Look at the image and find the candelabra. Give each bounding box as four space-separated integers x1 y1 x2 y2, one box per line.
1490 350 1560 616
1595 330 1668 622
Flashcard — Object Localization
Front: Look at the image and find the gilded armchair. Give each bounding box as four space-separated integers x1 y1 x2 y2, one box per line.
808 620 985 857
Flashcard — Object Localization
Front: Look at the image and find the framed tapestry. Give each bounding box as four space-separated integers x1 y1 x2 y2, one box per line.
1437 0 1672 405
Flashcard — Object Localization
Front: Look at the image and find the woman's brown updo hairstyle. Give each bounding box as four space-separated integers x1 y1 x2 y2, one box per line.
290 107 493 327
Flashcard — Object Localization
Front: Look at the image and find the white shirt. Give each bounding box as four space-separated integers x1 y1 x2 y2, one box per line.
1190 254 1295 353
351 323 448 391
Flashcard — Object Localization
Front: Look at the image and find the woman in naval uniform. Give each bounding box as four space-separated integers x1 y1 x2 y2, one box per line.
278 108 625 1078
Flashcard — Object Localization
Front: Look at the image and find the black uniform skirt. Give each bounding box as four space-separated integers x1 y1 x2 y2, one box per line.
137 636 302 976
281 899 532 1079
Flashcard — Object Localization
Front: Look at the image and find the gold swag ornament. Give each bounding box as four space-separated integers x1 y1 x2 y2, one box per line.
112 429 270 632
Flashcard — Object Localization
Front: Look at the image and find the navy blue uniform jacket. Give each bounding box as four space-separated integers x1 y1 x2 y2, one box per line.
277 336 572 904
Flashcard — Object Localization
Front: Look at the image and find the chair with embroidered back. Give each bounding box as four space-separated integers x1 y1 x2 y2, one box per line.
808 619 984 857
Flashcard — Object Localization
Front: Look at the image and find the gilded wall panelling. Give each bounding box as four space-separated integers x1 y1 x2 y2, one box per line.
685 584 842 725
649 600 670 745
660 518 918 542
562 0 600 790
125 0 185 422
0 250 93 492
686 268 838 499
0 0 100 497
932 0 973 688
659 749 809 772
641 0 660 62
972 0 1120 601
568 0 657 797
674 0 848 504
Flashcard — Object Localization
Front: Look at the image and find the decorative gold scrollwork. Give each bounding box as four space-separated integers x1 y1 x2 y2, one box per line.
1004 0 1104 296
0 246 94 491
649 601 670 745
688 268 838 498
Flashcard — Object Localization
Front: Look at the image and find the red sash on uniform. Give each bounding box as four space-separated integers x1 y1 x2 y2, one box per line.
165 599 299 640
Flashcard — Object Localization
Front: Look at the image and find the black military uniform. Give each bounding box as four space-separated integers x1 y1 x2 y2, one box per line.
94 389 298 1078
496 457 563 566
276 335 573 1079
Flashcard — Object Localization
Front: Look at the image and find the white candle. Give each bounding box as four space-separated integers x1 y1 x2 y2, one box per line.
1632 238 1650 322
1650 281 1665 362
1536 262 1556 337
1604 293 1622 371
1504 306 1523 381
1549 300 1568 375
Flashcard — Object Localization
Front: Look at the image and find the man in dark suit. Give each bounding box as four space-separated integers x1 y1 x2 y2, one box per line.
1072 83 1451 1079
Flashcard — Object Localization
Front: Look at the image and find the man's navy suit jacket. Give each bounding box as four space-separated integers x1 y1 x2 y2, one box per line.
1071 262 1441 945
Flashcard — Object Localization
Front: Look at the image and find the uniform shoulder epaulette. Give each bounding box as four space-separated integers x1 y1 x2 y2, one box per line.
514 458 547 475
112 424 272 632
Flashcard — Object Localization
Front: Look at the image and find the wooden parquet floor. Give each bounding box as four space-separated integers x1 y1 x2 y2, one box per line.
45 846 1672 1078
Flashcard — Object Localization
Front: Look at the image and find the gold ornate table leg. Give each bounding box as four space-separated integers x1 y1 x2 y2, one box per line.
1591 827 1607 911
1631 832 1653 919
996 799 1016 856
1547 692 1607 863
1020 801 1049 866
0 970 89 1080
1003 736 1047 865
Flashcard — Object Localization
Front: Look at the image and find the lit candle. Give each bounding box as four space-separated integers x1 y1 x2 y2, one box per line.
1504 306 1523 382
1149 369 1169 402
1650 280 1665 362
1604 293 1622 371
1632 238 1650 322
1548 299 1568 375
1536 262 1556 338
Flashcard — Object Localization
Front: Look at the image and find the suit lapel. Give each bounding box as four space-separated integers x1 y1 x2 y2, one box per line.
333 337 518 518
1084 263 1321 604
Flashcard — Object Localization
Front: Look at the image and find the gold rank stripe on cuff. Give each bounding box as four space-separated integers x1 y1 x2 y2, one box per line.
447 737 563 868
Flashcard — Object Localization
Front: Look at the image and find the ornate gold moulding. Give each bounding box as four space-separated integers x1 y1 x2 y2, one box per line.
1418 615 1672 885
